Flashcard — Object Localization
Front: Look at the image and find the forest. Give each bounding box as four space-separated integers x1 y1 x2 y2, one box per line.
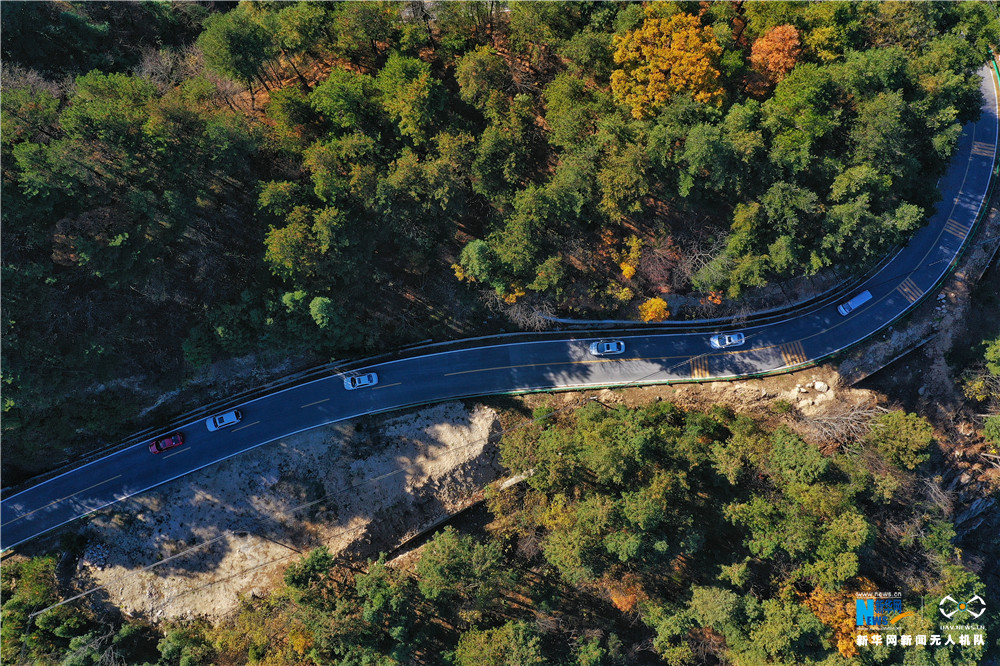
2 1 999 481
2 2 1000 664
2 400 994 664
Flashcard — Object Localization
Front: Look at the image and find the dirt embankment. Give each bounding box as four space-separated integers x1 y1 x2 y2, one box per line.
73 402 503 622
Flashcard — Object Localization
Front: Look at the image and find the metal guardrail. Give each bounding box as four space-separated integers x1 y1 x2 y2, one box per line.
536 252 890 328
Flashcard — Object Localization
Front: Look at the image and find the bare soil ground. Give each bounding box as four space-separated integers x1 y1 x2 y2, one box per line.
72 402 503 622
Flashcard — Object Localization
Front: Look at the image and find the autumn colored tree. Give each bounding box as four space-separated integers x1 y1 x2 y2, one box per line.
638 297 670 322
611 9 723 119
750 24 802 85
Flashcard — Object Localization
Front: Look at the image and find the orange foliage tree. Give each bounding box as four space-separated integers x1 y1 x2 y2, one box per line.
801 578 878 659
611 8 724 119
750 25 802 85
639 297 670 322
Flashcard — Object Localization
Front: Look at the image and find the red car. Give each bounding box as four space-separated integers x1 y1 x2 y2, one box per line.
149 432 184 454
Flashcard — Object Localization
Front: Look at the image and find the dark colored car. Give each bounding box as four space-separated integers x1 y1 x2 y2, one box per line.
149 432 184 454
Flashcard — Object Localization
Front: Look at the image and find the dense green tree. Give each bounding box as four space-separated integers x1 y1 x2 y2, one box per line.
309 68 382 133
274 1 335 60
455 45 513 118
543 73 609 151
458 239 506 292
375 52 443 145
986 416 1000 445
867 411 934 470
453 621 546 666
197 7 278 90
304 131 382 206
329 1 402 71
416 527 512 617
985 336 1000 376
559 30 615 83
508 1 587 73
1 556 94 663
763 63 840 177
471 94 542 205
376 132 475 256
267 86 323 148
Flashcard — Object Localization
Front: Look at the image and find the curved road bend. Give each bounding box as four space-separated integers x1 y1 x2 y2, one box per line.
2 65 998 551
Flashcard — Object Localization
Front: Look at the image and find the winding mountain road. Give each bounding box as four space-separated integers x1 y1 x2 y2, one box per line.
2 63 997 552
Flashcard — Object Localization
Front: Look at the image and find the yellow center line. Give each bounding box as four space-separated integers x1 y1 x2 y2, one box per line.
232 420 260 433
162 448 190 459
372 382 402 390
300 398 330 408
445 355 689 377
2 475 123 526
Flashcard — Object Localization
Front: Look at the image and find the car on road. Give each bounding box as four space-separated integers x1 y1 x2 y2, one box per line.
206 410 242 431
710 332 746 349
589 340 625 356
344 372 379 390
149 432 184 454
837 289 873 316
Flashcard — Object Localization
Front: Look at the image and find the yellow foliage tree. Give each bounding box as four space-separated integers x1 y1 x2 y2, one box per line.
639 297 670 322
611 9 724 119
502 285 527 304
615 235 644 279
607 283 634 302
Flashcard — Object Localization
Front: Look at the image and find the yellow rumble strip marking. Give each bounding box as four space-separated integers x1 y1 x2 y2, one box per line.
3 475 123 526
780 341 807 367
943 218 970 239
896 277 922 304
690 356 711 379
971 140 995 157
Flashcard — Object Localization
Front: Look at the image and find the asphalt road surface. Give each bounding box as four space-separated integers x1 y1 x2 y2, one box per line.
2 64 997 552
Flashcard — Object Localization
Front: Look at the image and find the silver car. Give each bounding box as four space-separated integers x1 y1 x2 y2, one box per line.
710 332 745 349
589 340 625 356
344 372 379 390
206 410 242 431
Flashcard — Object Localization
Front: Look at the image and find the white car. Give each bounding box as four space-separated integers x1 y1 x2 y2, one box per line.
206 410 242 431
589 340 625 356
344 372 379 390
710 332 745 349
837 289 873 316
